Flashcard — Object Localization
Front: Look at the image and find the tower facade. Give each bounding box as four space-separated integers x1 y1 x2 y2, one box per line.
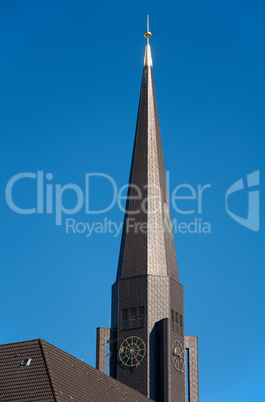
97 30 199 402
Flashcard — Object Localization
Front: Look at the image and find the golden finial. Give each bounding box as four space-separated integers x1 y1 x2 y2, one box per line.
144 15 152 43
143 15 153 67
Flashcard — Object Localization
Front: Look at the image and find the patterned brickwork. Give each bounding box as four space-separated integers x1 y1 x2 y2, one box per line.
96 327 110 374
147 65 167 278
116 276 148 396
170 281 186 402
147 276 170 399
116 58 178 283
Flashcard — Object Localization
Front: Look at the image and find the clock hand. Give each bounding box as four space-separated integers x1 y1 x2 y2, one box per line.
132 350 140 366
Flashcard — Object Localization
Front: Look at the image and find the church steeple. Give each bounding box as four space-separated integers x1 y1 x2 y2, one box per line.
109 26 186 401
96 22 199 402
117 24 179 283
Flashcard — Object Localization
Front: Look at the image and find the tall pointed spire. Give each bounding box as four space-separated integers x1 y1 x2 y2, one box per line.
117 22 179 282
107 23 189 401
98 23 199 402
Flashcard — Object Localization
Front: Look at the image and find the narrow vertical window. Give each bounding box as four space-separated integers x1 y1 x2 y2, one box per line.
121 309 128 330
180 314 183 335
130 308 136 328
175 312 179 332
186 348 190 402
139 306 144 327
171 309 174 329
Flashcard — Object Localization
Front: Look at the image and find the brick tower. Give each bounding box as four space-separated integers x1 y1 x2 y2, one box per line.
96 25 199 402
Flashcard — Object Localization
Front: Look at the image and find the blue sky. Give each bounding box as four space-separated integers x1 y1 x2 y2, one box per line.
1 0 265 401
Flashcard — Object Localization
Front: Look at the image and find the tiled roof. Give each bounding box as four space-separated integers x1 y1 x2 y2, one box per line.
0 339 151 401
0 339 55 401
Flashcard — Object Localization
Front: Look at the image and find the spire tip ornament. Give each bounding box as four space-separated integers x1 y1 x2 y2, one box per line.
144 31 152 39
144 15 152 41
143 15 153 67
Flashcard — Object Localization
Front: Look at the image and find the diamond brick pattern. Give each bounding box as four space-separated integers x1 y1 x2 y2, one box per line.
96 327 110 374
184 336 199 402
116 50 179 283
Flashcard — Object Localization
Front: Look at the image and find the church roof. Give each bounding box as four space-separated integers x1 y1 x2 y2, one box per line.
0 339 151 401
117 36 179 282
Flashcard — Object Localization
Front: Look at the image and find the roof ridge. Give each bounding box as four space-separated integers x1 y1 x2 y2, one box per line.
0 338 40 347
39 339 87 366
38 339 57 402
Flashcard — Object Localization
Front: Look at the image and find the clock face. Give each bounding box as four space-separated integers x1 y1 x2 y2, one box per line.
171 340 185 372
118 336 146 367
